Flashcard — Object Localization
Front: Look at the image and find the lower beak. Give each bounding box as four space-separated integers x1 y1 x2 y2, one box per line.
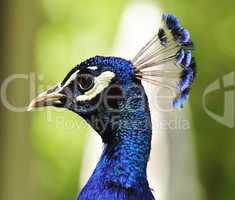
27 86 66 111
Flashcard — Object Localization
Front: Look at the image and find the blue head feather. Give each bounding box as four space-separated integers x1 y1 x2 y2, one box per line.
182 50 192 67
173 88 190 108
176 48 185 64
160 13 196 108
162 13 181 30
80 56 135 84
175 28 190 44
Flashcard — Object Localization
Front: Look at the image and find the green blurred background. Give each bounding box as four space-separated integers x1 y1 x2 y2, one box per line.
0 0 235 200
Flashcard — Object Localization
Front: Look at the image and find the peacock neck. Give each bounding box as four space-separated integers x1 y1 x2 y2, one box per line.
101 112 152 188
88 84 152 189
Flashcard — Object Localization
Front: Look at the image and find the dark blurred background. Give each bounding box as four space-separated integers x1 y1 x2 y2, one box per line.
0 0 235 200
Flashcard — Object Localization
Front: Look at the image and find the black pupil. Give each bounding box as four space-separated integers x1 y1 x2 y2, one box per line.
78 74 94 91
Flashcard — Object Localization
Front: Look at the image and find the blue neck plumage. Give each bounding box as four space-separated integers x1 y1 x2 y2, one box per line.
97 106 152 188
82 84 152 190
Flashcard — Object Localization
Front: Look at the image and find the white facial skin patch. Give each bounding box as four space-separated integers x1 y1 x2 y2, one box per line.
87 66 98 70
59 69 80 90
76 71 115 102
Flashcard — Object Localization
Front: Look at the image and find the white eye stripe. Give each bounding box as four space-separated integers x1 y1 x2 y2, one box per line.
76 71 115 102
59 69 80 90
87 66 98 70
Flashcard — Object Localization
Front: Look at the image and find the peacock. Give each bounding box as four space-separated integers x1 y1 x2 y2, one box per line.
28 13 196 200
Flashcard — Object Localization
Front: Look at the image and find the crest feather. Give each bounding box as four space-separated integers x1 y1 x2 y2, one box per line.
133 13 196 108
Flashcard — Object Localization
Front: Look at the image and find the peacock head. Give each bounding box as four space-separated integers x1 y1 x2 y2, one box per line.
28 56 144 142
28 13 197 142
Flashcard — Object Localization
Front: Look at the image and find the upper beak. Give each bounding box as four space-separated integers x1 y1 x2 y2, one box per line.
27 85 66 111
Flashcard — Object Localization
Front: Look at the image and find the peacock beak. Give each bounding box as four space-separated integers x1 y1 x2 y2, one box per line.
27 84 66 111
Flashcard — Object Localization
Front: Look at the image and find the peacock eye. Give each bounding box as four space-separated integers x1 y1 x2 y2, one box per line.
77 74 94 92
